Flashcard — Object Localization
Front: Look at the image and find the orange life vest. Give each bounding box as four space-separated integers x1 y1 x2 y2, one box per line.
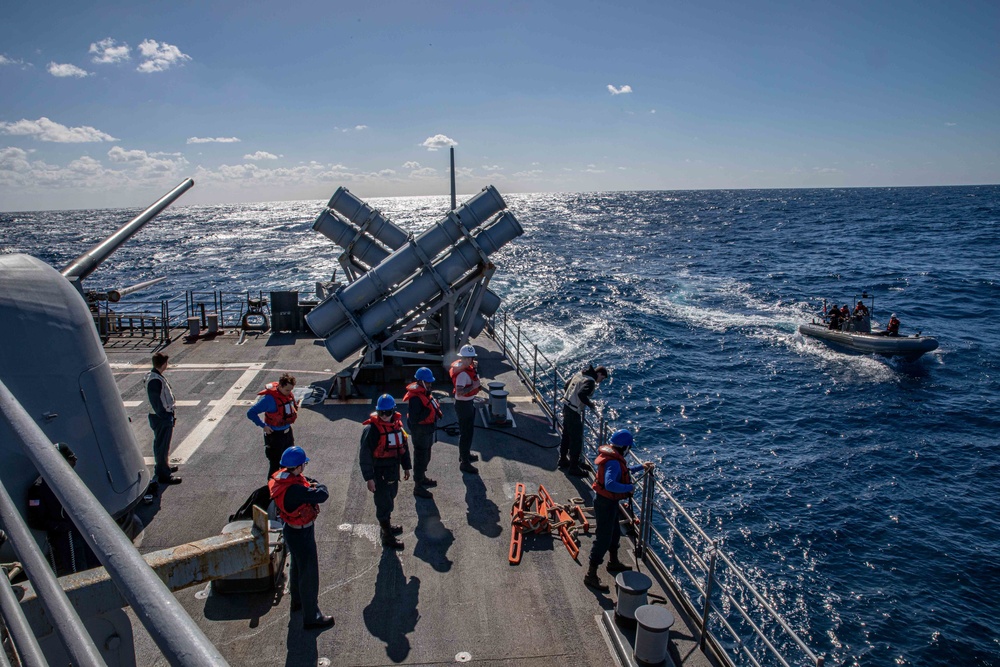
449 359 480 398
592 445 633 501
258 382 297 428
363 412 408 459
403 382 442 425
268 471 319 526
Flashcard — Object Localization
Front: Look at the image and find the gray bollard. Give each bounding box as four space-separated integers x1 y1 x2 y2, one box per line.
489 390 509 423
186 316 200 338
615 571 653 629
633 605 674 666
206 312 219 334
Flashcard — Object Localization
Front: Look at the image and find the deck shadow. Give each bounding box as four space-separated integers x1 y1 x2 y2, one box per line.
462 473 502 537
412 497 454 572
363 551 420 663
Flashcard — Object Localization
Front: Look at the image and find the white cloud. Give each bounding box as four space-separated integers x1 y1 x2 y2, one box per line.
421 134 457 151
408 167 438 179
187 136 241 144
89 38 131 64
945 122 957 126
244 151 278 161
512 169 543 179
650 109 656 114
585 164 605 173
1 55 29 67
150 151 182 157
48 62 91 78
0 117 117 143
136 39 191 73
607 84 633 95
355 125 368 131
481 165 503 171
403 161 421 169
0 144 187 192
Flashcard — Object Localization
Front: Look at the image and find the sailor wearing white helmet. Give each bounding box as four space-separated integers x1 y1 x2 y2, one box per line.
449 344 484 474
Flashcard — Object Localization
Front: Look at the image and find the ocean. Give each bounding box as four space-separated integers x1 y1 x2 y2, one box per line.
2 185 998 666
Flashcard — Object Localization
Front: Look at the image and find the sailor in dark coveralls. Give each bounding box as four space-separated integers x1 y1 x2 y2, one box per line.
145 352 181 485
360 394 412 549
268 446 334 630
584 429 653 592
404 367 443 499
26 443 99 576
559 364 609 476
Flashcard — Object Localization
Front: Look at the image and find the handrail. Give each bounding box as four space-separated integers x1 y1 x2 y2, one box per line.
486 307 824 667
0 377 230 666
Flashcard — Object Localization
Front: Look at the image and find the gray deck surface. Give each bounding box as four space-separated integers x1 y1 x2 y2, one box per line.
107 330 718 667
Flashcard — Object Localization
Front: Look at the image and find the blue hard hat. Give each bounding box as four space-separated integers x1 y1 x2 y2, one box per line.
376 394 396 411
279 446 309 468
609 429 634 449
415 367 435 383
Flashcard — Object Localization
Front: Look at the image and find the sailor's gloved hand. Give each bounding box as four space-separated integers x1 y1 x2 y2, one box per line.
366 480 376 493
643 462 655 471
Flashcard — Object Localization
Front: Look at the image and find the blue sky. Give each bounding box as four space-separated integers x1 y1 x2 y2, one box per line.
1 0 998 211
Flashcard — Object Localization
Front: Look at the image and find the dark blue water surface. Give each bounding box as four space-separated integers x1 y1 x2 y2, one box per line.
2 186 999 666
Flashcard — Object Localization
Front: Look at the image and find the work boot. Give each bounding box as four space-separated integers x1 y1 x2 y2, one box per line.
413 485 433 499
557 457 570 470
606 555 632 574
303 614 335 630
420 477 438 488
380 521 403 549
466 454 479 463
584 563 610 592
459 461 479 475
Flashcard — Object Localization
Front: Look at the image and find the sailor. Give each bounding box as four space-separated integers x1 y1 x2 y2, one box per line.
879 313 901 337
404 367 443 499
144 352 181 485
268 446 334 630
26 444 100 576
247 373 299 479
853 300 869 317
584 429 653 593
360 395 412 549
449 344 484 475
827 304 842 330
559 364 609 477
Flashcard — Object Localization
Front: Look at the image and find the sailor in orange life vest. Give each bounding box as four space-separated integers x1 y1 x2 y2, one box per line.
247 373 299 478
360 395 412 549
404 367 443 499
450 344 485 475
584 429 655 593
268 446 335 630
876 313 901 337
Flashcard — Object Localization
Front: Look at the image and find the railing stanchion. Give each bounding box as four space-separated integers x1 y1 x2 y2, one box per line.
532 344 538 393
551 362 559 433
515 325 521 379
700 545 718 651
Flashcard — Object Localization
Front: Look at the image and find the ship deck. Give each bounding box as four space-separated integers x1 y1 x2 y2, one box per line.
107 329 719 667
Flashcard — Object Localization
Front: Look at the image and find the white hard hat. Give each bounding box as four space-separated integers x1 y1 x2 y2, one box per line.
459 344 477 357
891 313 896 318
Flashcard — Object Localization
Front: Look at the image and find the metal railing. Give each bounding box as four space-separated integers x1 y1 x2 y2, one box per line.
0 377 229 666
487 309 824 667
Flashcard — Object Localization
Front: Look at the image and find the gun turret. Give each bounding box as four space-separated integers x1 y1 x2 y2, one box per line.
61 178 194 288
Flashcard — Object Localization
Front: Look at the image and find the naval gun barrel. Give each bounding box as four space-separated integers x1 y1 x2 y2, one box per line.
61 178 194 282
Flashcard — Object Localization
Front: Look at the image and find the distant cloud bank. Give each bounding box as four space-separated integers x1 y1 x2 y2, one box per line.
244 151 278 161
0 117 117 142
607 84 633 95
187 137 241 144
